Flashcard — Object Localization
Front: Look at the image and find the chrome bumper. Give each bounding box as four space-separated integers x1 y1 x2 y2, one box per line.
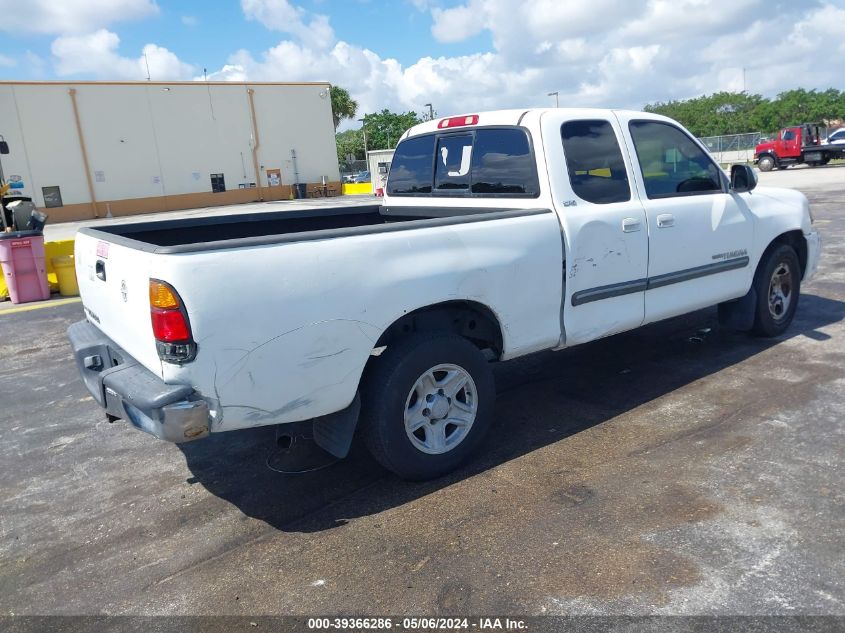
68 320 210 443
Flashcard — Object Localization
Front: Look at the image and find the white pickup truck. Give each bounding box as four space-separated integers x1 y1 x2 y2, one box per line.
69 108 820 480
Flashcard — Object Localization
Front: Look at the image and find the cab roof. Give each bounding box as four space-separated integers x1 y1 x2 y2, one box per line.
401 107 656 140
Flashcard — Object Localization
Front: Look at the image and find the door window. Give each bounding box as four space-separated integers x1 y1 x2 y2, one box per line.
782 130 795 141
561 120 630 204
628 121 723 199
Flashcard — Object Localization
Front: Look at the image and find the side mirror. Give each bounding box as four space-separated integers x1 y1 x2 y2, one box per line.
0 141 8 155
730 164 757 193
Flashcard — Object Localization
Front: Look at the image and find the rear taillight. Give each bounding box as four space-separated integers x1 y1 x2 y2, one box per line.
149 279 197 363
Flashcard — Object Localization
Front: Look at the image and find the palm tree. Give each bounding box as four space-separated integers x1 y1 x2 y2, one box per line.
330 86 358 131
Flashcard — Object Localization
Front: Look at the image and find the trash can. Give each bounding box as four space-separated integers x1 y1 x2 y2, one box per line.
51 255 79 296
0 230 50 304
294 183 307 199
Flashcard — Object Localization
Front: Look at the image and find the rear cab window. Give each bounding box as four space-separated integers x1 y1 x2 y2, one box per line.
387 127 540 198
386 135 435 194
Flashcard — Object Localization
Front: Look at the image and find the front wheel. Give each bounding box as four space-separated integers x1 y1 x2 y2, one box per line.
757 155 776 172
360 333 495 480
751 244 801 337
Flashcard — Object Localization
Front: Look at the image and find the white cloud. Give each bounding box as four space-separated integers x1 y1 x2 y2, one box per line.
0 54 16 67
51 29 194 80
241 0 335 49
181 15 198 27
430 5 483 43
0 0 158 35
141 43 196 80
199 0 840 128
2 0 193 81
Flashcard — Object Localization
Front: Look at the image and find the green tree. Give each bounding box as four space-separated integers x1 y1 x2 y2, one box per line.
330 86 358 131
335 129 364 170
644 91 766 136
361 110 421 150
644 88 845 136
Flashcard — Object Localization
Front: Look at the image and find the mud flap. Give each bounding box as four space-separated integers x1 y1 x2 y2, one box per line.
312 392 361 459
718 287 757 331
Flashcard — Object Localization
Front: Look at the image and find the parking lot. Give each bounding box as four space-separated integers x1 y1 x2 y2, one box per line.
1 166 843 616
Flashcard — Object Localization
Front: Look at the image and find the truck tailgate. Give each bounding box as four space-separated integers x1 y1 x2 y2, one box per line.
74 231 162 377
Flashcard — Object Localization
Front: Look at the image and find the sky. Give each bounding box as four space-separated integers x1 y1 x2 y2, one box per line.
0 0 843 130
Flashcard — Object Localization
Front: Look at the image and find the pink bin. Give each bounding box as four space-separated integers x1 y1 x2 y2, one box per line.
0 231 51 304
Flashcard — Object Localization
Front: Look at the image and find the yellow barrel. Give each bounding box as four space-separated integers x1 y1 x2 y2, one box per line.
51 255 79 296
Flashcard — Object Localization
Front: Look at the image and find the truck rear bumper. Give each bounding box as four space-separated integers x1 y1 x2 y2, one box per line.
67 320 210 443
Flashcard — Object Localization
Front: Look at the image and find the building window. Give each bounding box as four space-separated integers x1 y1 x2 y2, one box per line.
42 186 63 208
211 173 226 193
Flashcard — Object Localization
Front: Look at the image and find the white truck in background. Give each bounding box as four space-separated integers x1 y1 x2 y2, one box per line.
69 108 820 480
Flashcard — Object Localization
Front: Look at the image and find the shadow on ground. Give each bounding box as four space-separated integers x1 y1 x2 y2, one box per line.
177 293 845 533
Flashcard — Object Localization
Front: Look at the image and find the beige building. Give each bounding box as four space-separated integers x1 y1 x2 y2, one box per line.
367 148 394 193
0 81 341 222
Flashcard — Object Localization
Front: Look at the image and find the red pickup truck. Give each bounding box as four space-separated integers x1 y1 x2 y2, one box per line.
755 123 845 171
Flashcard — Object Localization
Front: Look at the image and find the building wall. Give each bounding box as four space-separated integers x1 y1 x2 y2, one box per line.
0 81 340 222
367 149 394 193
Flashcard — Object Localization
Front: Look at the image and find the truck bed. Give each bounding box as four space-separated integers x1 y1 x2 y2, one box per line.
79 204 538 253
79 205 403 251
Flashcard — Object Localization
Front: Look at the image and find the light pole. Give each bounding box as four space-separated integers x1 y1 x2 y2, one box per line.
424 102 434 121
357 117 368 161
547 91 559 108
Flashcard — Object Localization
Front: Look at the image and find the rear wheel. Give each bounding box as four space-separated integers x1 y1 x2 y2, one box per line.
360 332 495 480
751 244 801 337
757 155 776 172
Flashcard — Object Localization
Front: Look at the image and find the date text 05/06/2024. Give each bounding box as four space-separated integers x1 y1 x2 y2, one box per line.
306 617 528 630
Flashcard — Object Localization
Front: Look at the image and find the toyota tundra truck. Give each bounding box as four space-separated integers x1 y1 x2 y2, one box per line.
68 108 821 480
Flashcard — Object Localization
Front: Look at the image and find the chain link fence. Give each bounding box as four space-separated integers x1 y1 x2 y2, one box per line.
699 132 763 163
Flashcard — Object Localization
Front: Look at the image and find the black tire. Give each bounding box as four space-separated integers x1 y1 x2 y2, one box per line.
751 243 801 337
757 155 776 172
360 332 495 480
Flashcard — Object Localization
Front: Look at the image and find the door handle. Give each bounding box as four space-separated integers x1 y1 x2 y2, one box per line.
656 213 675 228
622 218 641 233
95 260 106 281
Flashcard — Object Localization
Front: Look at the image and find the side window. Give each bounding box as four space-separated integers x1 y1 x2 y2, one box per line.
471 128 539 195
629 121 723 199
561 120 630 204
434 134 473 191
782 130 795 141
386 135 435 195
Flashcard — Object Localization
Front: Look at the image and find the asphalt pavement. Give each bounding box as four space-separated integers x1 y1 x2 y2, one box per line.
1 167 843 616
